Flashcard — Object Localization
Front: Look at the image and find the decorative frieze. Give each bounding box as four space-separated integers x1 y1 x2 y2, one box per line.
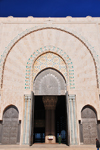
25 46 75 90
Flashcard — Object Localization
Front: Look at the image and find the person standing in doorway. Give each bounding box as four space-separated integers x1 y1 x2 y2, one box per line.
96 138 100 150
58 134 62 144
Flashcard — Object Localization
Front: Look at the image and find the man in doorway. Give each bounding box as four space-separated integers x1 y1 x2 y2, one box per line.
96 138 100 150
58 134 62 144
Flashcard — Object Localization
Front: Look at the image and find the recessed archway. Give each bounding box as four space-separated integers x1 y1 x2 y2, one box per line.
25 48 75 90
0 26 99 89
29 68 69 145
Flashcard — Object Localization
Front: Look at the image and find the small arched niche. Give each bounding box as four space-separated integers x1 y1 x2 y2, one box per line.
33 68 66 95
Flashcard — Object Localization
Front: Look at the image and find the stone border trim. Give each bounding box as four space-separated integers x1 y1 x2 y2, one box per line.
25 46 75 90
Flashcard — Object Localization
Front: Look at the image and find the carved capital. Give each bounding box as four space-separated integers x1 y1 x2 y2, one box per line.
43 96 57 110
69 94 76 101
24 94 31 102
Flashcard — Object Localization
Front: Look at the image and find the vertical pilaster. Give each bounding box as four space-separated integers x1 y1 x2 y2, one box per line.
69 95 77 145
23 95 31 145
26 95 31 144
45 109 49 143
69 97 74 145
23 97 27 144
73 96 77 144
51 109 56 143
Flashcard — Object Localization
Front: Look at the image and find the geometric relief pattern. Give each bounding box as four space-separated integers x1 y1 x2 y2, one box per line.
33 52 67 81
81 106 97 144
82 121 97 144
25 45 75 90
0 25 99 89
39 73 61 95
33 68 66 95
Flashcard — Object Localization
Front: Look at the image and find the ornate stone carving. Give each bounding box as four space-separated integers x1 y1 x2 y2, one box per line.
33 68 66 95
43 96 57 110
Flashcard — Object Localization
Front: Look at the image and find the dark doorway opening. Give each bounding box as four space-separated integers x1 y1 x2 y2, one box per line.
55 96 67 144
33 96 45 143
31 95 68 145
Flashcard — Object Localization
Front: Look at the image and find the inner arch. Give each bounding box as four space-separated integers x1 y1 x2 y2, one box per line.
33 68 66 95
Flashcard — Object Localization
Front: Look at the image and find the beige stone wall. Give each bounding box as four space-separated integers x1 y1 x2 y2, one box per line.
0 17 100 144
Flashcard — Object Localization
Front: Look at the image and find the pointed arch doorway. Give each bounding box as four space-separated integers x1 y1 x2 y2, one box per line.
29 68 70 146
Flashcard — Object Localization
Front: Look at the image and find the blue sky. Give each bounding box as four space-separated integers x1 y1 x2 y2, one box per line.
0 0 100 17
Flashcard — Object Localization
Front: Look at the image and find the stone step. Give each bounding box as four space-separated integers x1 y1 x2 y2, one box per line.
0 144 96 150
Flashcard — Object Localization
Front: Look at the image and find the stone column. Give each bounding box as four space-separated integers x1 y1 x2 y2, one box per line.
43 96 57 144
69 95 77 145
23 95 31 145
51 109 56 143
45 109 50 143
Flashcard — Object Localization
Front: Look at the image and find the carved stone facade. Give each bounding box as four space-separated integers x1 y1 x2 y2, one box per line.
0 17 100 145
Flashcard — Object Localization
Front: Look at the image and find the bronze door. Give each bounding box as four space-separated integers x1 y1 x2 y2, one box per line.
2 106 19 144
83 120 97 144
81 106 97 144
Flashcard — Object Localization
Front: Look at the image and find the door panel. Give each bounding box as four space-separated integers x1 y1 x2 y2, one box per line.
83 121 97 144
2 106 19 144
82 106 97 144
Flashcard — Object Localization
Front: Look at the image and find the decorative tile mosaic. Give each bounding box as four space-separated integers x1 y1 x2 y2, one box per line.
0 25 99 89
25 45 75 90
33 52 66 80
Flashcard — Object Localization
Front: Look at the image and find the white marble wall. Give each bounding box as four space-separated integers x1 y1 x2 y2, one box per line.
0 17 100 144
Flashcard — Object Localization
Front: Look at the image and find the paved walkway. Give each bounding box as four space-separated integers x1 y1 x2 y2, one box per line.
0 144 96 150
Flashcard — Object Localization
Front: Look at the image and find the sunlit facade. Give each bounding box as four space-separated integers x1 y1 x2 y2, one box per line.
0 17 100 145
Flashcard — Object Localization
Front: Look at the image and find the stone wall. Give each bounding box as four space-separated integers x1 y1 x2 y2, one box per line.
0 17 100 144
